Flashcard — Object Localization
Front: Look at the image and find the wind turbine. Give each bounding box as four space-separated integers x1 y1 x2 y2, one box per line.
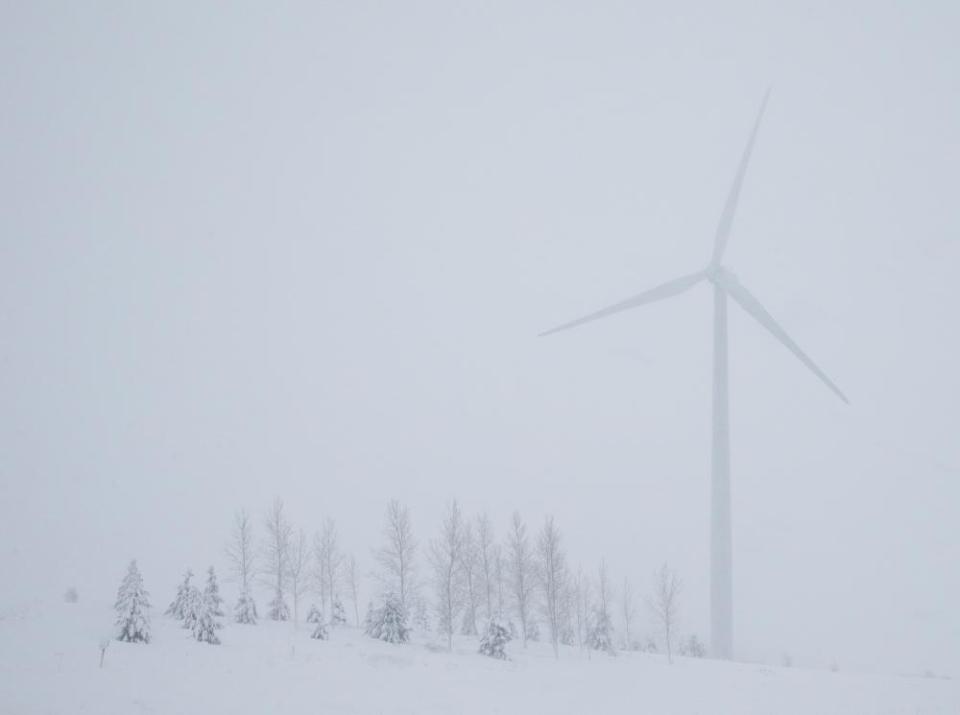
540 92 847 660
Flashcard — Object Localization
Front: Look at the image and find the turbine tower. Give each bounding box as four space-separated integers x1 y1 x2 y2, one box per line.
540 92 847 660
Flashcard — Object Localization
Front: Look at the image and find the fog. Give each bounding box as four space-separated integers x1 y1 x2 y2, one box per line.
1 1 957 677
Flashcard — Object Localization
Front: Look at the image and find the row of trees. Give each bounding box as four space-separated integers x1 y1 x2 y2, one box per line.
226 499 360 629
421 501 691 661
116 497 701 662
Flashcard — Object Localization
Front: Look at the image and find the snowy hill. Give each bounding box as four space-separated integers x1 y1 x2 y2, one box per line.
0 600 955 714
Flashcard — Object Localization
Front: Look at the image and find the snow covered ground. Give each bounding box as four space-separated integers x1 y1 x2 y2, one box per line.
0 600 955 715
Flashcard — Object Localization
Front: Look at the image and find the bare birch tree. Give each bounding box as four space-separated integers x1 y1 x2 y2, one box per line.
476 513 495 620
262 498 292 621
621 576 637 650
493 544 505 620
649 563 681 663
347 554 361 627
507 511 536 647
459 521 481 635
576 568 593 655
429 499 465 650
313 517 343 617
287 528 309 625
225 509 256 590
374 499 417 612
537 515 567 658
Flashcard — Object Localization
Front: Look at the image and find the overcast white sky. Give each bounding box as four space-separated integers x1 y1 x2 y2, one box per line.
1 1 958 676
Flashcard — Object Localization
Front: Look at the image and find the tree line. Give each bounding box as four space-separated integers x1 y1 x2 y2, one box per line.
112 497 705 662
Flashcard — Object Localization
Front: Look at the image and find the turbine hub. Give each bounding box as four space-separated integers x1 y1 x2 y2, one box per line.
706 264 738 288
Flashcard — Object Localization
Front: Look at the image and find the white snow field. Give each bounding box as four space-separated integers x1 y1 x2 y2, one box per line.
0 600 955 715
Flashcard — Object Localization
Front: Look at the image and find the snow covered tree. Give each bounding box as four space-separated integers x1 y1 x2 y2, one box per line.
374 499 417 613
204 566 224 617
585 562 616 655
310 618 329 640
182 583 202 631
680 634 705 658
267 589 290 622
234 587 258 625
225 509 258 625
507 511 536 647
537 515 568 658
411 594 431 634
430 499 466 650
262 498 292 621
478 618 511 660
587 605 615 654
165 570 194 621
527 618 541 642
306 603 323 624
364 592 410 644
649 563 681 664
192 566 223 644
115 560 151 644
331 597 347 627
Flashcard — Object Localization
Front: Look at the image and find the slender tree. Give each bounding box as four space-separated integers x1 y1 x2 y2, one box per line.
559 576 577 646
430 500 465 650
575 567 592 652
262 498 292 621
288 528 310 625
374 499 417 613
493 545 505 620
476 513 495 620
507 511 535 647
459 521 480 636
621 576 637 651
347 554 361 627
225 509 258 624
650 563 681 663
537 516 567 658
314 518 343 618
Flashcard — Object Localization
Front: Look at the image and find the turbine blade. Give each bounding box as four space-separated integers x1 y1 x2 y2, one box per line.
720 275 849 403
540 271 705 337
711 89 771 265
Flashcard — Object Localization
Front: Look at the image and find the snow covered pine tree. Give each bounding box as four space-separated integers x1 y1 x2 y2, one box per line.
306 603 323 624
479 619 511 660
165 570 194 621
310 617 329 641
364 592 410 644
587 606 615 655
234 587 258 625
192 566 224 644
115 560 151 644
182 577 202 631
331 597 347 626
